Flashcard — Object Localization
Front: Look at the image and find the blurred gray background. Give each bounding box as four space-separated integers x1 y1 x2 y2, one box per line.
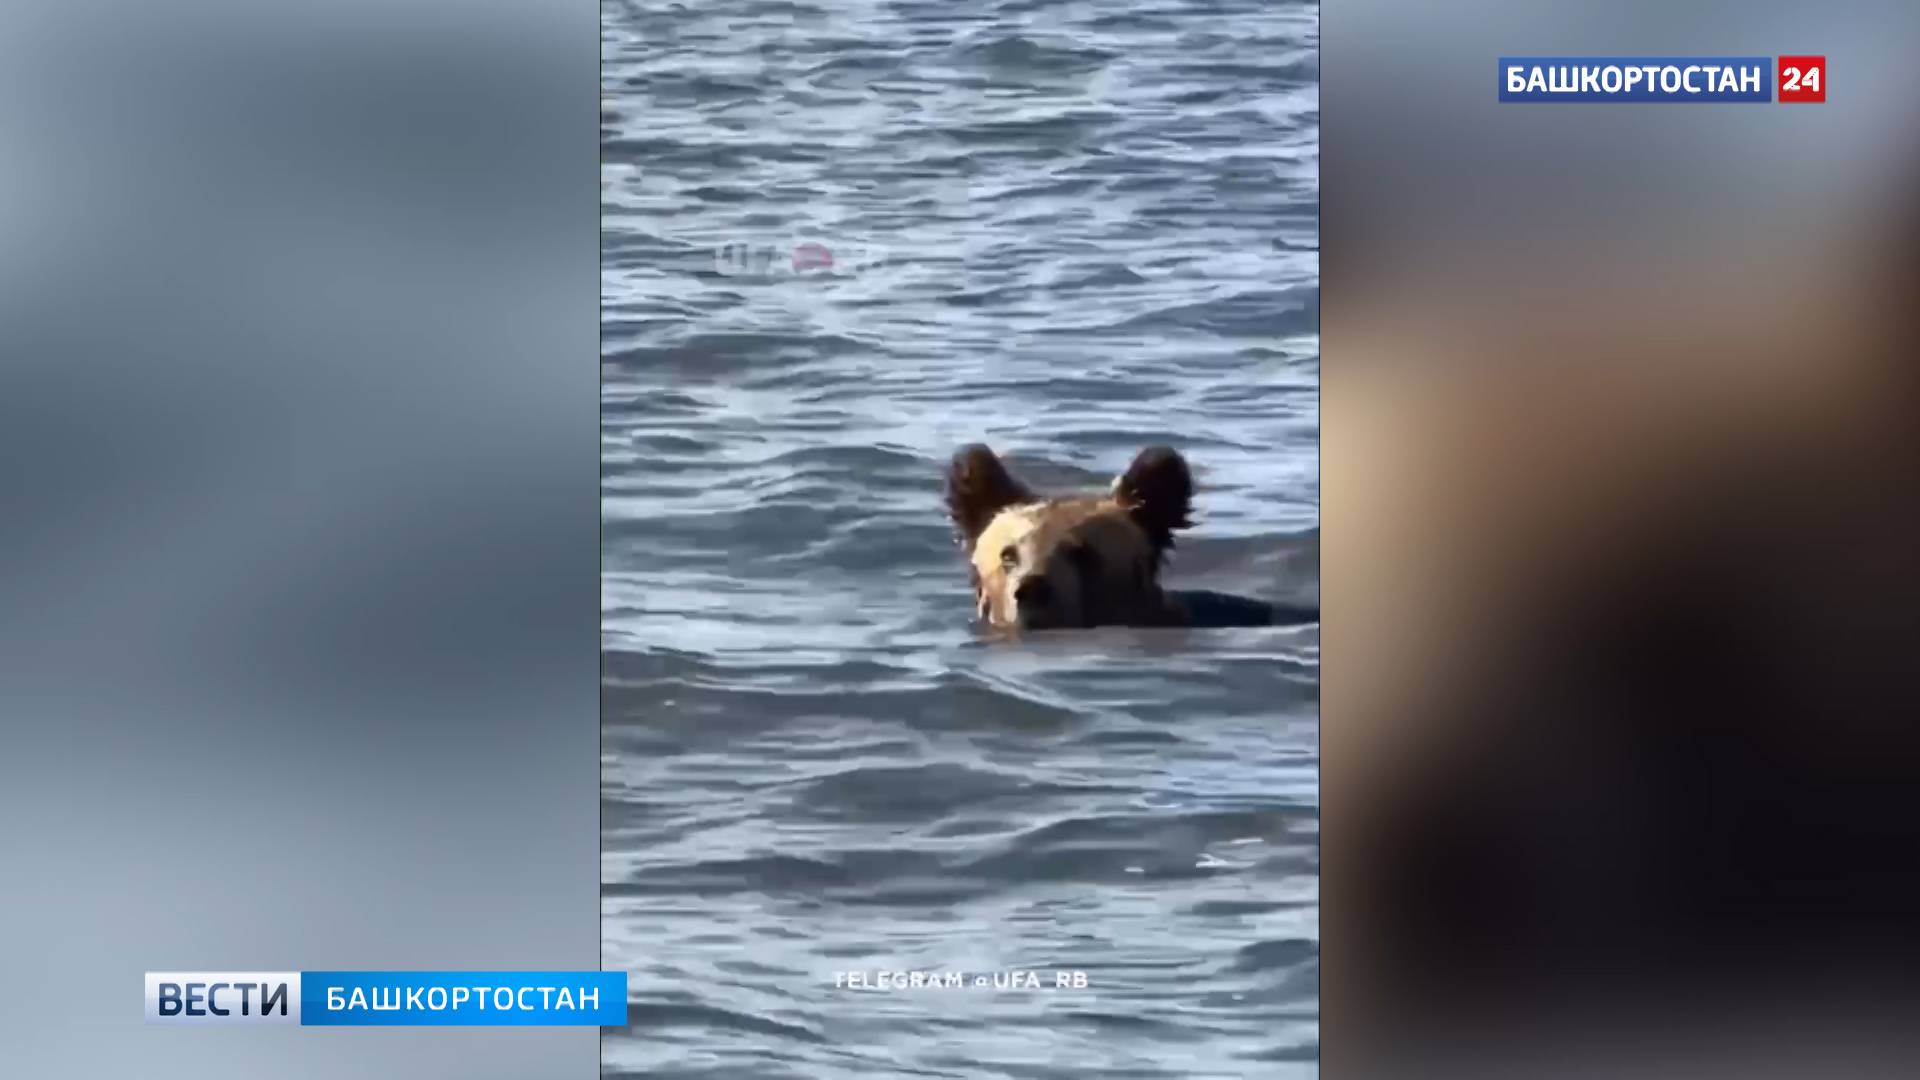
0 0 599 1076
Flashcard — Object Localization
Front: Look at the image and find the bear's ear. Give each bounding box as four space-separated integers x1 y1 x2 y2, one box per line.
1114 446 1194 556
946 444 1034 545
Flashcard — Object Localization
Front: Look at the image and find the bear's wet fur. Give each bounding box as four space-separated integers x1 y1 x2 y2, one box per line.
944 444 1316 631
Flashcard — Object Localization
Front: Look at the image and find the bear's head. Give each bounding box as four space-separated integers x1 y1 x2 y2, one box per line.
944 444 1194 630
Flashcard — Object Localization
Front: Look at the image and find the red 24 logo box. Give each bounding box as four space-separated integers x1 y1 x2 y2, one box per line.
1779 56 1826 103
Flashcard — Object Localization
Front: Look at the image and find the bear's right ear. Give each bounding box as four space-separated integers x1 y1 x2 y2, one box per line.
946 444 1034 545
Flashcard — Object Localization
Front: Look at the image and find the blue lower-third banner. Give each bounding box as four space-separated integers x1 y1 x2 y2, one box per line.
145 971 628 1026
303 971 627 1026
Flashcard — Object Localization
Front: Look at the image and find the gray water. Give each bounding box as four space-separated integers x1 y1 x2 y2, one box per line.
601 1 1318 1075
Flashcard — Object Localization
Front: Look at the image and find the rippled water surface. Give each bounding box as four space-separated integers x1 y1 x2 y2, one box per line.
602 0 1318 1074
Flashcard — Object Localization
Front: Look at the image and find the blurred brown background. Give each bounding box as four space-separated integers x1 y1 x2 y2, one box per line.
1324 2 1920 1074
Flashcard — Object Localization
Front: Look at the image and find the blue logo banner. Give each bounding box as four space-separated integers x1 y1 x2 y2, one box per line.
299 971 628 1026
1499 57 1773 103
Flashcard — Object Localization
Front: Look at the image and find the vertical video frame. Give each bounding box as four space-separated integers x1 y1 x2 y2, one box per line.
602 0 1318 1073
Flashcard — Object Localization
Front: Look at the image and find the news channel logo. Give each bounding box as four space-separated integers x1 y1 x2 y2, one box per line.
144 972 300 1025
144 971 628 1026
1498 56 1826 103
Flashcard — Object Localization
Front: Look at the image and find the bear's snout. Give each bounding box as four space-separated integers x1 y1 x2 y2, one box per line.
1014 577 1052 605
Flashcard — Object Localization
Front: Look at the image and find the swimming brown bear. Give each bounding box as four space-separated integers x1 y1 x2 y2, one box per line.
944 443 1318 631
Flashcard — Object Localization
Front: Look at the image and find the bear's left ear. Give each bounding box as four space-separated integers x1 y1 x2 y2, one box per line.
1114 446 1194 556
946 444 1034 545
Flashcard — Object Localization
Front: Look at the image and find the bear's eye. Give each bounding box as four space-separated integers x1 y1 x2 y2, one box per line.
999 545 1019 571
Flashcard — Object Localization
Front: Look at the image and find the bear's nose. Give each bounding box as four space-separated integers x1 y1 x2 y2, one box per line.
1014 578 1052 608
